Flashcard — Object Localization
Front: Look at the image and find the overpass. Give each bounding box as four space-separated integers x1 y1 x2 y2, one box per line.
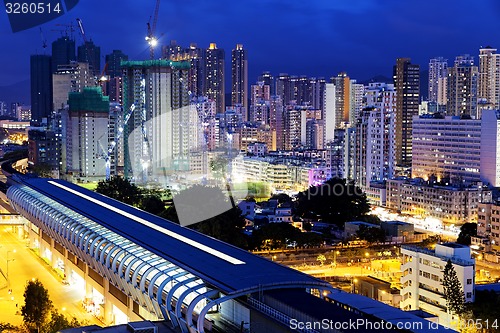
6 177 337 332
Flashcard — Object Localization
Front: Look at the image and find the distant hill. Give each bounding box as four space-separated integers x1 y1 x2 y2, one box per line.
0 80 30 106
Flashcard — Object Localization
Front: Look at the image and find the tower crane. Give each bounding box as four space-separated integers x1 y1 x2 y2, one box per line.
76 18 98 80
145 0 161 59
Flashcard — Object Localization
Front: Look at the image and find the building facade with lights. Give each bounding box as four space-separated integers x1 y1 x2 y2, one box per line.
386 178 491 224
121 60 197 183
400 243 475 328
412 114 481 185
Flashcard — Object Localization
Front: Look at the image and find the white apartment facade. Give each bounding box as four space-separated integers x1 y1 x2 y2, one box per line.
400 243 475 329
480 109 500 187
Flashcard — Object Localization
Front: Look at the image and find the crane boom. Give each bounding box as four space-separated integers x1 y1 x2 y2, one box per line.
146 0 161 59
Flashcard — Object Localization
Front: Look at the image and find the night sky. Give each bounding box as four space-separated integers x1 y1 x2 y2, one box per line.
1 0 500 100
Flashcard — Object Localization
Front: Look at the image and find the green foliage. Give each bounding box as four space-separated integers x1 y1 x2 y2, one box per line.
270 193 293 205
0 323 19 332
21 279 53 331
165 185 248 249
29 163 53 178
355 224 386 243
420 235 441 248
357 214 382 225
470 290 500 332
95 176 142 206
457 223 477 245
295 178 370 227
209 156 228 180
139 195 165 215
251 223 301 250
43 310 82 333
250 223 322 250
442 259 466 316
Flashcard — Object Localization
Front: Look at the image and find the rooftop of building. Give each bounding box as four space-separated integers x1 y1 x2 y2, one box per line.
382 220 412 226
15 177 330 295
120 59 191 69
345 221 380 227
325 291 450 332
401 244 474 267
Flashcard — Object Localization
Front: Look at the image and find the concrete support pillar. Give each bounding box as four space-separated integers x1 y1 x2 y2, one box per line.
103 279 114 325
85 280 93 299
64 254 71 282
50 239 56 268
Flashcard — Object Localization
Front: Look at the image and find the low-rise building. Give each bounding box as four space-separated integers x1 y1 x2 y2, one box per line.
381 221 414 239
400 243 475 328
344 221 380 239
386 177 491 224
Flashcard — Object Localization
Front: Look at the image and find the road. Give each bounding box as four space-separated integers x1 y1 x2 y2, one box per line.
0 225 101 327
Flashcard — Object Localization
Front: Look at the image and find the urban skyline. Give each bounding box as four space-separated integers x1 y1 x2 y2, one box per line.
2 0 500 92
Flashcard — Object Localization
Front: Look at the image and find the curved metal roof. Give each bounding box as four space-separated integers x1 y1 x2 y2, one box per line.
17 178 328 293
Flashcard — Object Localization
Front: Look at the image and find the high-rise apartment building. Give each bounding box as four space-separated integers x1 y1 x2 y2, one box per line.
331 72 351 128
258 72 274 95
446 55 478 118
250 81 270 124
51 36 76 73
393 58 420 169
121 60 193 183
354 94 395 189
231 44 248 112
270 96 284 150
52 62 93 111
323 83 336 144
162 40 183 60
428 57 448 111
30 54 53 125
480 110 500 187
104 50 128 104
61 87 111 181
349 80 364 124
28 129 60 177
412 114 481 185
204 43 225 114
478 46 500 113
285 104 307 150
77 40 101 76
186 43 204 99
400 243 475 328
276 74 294 105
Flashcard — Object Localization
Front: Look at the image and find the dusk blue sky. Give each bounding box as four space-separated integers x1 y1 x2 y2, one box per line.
1 0 500 100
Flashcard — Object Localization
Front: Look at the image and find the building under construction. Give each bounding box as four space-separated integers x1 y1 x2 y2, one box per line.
121 60 198 184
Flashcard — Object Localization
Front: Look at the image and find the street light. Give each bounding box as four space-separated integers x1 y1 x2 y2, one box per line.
333 250 340 267
6 249 16 283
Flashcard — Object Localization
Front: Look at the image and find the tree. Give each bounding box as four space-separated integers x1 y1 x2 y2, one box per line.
139 194 166 215
44 310 82 333
251 223 302 250
317 254 327 266
95 176 142 206
356 225 386 243
21 279 53 332
470 290 500 332
166 185 249 249
457 223 477 246
209 156 228 183
295 178 370 227
29 163 53 178
442 259 466 316
270 193 293 205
